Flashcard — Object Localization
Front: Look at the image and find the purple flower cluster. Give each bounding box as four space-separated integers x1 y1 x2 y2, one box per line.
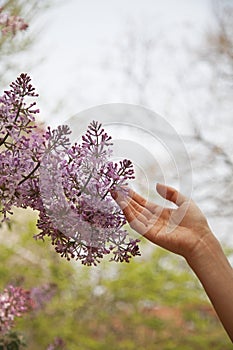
0 73 140 265
0 73 43 219
0 7 28 36
0 285 32 335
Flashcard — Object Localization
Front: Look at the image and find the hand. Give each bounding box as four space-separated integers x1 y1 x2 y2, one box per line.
113 183 213 262
113 183 233 342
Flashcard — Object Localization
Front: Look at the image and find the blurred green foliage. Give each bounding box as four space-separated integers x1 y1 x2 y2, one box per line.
0 331 26 350
0 208 232 349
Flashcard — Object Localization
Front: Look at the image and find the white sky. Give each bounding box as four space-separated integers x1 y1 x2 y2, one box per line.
13 0 213 127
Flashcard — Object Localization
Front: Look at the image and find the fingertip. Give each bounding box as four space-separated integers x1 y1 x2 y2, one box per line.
156 183 187 206
156 183 168 197
156 182 164 189
156 183 176 202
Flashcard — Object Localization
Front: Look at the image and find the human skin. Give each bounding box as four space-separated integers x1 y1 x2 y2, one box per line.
112 183 233 342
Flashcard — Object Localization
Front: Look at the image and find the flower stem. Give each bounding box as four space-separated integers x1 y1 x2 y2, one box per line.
0 101 23 146
77 169 94 196
18 161 40 186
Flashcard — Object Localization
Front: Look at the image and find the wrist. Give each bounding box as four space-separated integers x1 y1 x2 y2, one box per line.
186 230 225 272
186 229 233 342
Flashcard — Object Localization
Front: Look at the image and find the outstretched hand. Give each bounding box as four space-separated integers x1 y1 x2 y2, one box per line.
112 183 212 261
113 183 233 342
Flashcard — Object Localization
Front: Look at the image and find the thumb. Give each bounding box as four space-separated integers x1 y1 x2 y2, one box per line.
156 183 188 207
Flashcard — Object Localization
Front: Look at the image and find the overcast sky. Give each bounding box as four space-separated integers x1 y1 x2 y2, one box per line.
13 0 213 126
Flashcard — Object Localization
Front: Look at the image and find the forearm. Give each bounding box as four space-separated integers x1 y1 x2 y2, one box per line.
187 233 233 342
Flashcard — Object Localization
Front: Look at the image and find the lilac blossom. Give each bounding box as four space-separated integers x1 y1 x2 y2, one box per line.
0 73 44 220
0 285 32 335
38 121 140 265
0 74 141 265
0 283 61 350
0 7 28 36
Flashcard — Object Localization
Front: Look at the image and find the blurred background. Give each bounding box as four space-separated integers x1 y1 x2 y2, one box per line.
0 0 233 348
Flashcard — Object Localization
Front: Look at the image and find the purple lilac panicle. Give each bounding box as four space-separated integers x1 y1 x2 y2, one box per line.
0 283 57 335
0 74 141 265
38 121 140 265
0 285 32 335
0 73 44 220
0 7 28 36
